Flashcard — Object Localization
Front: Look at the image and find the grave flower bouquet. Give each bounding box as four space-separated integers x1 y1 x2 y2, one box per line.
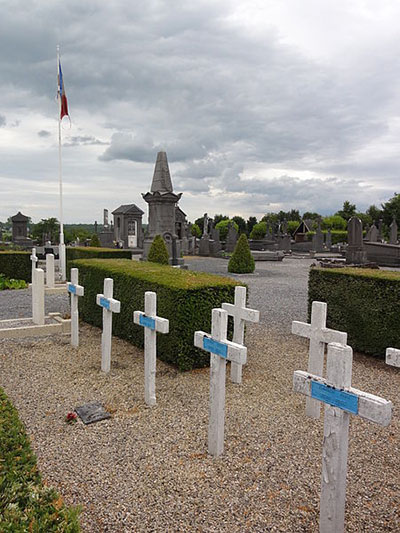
65 412 77 424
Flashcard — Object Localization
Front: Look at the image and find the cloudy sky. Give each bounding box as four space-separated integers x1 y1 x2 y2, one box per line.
1 0 399 224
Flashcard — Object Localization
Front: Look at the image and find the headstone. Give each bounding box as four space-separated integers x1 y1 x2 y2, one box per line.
314 220 324 252
104 209 109 227
210 226 221 256
198 234 210 256
292 301 347 419
222 286 259 384
32 268 45 325
389 218 398 245
293 342 392 533
96 278 121 373
30 247 38 283
75 402 111 425
369 224 379 242
67 268 85 347
226 223 238 252
386 347 400 367
194 308 247 456
346 217 367 264
364 225 372 241
171 235 179 266
45 253 55 288
133 291 169 406
203 213 209 236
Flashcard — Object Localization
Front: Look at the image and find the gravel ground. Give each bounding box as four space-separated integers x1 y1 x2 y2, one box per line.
0 287 70 320
0 257 399 532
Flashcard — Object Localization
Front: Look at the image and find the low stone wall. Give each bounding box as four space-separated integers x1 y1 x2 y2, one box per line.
364 242 400 267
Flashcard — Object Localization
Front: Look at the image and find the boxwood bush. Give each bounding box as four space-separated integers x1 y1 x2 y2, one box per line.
71 259 241 370
0 251 31 282
66 246 132 277
308 267 400 357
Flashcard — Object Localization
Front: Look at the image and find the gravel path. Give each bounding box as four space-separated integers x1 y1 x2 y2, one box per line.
0 287 69 320
0 258 398 532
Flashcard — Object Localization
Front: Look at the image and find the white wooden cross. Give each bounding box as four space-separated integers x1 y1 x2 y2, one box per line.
30 247 38 283
386 347 400 368
194 308 247 456
222 286 259 384
67 268 84 347
46 253 55 288
32 268 45 325
292 301 347 419
293 342 392 533
133 291 169 407
96 278 121 373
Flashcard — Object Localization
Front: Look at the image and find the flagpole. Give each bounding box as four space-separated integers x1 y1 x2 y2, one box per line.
57 44 66 281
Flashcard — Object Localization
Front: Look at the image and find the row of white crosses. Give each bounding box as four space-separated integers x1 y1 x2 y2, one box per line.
292 301 393 533
30 248 56 289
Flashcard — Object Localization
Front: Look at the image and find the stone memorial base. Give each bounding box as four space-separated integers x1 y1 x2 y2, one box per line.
0 313 71 339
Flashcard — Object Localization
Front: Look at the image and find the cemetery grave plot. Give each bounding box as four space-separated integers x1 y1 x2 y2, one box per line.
0 321 398 532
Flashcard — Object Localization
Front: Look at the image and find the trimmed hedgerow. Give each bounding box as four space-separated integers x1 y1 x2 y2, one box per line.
71 258 241 371
228 234 255 273
0 251 31 282
308 267 400 357
0 387 81 531
66 246 131 277
147 235 169 265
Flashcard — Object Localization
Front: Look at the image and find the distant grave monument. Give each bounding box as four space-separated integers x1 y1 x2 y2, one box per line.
112 204 144 249
99 209 114 248
11 211 32 246
346 217 367 264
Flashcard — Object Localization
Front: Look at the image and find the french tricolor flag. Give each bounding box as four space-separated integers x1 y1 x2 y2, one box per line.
58 60 69 120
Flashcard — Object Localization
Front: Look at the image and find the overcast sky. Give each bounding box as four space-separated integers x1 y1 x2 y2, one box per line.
1 0 399 224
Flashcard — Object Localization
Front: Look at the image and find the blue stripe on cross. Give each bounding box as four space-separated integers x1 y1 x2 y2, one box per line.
139 314 156 330
311 381 358 415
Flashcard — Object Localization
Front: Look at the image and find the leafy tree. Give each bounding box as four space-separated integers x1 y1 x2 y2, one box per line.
194 217 204 233
232 216 246 235
381 193 400 227
321 215 347 231
261 212 279 226
31 218 60 244
277 209 300 221
228 234 255 273
302 211 321 221
246 216 257 236
356 212 372 228
190 223 201 238
148 235 169 265
335 201 357 221
287 220 300 234
249 221 267 240
90 234 101 247
366 204 383 225
215 219 238 241
213 214 229 226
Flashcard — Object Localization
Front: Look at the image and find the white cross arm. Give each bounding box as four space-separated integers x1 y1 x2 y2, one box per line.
291 321 347 345
194 331 247 365
293 371 392 427
96 293 121 313
386 347 400 368
133 311 169 334
67 282 84 297
221 302 260 323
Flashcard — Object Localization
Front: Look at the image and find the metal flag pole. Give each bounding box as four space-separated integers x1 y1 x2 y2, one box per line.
57 44 66 281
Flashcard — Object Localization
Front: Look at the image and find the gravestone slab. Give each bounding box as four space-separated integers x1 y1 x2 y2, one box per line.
75 402 111 425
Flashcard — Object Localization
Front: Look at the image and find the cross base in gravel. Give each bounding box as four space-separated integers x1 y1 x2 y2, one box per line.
293 342 392 533
133 291 169 407
67 268 84 347
195 308 247 457
292 300 347 419
222 285 259 384
96 278 121 373
386 347 400 368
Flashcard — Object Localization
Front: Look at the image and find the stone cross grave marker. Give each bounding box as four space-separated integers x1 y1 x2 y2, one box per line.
67 268 84 347
194 308 247 456
30 247 38 283
46 253 55 288
293 342 392 533
222 286 259 384
292 301 347 419
32 268 45 325
96 278 121 373
386 347 400 368
133 291 169 407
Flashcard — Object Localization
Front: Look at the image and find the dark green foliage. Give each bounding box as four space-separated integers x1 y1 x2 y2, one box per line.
147 235 169 265
66 246 131 278
232 216 247 235
190 223 201 238
89 234 101 247
249 221 267 240
0 387 80 531
335 200 357 221
228 234 255 273
0 251 31 282
381 192 400 227
0 274 27 290
215 219 238 241
246 216 257 235
308 267 400 357
71 259 240 371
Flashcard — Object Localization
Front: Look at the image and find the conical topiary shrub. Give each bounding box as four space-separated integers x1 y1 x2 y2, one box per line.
148 235 170 265
228 234 255 273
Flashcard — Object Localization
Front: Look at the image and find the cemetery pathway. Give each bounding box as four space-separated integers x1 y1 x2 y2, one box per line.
0 287 70 320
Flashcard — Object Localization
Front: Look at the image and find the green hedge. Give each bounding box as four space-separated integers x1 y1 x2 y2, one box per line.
308 267 400 357
71 259 241 371
0 251 31 282
66 246 132 277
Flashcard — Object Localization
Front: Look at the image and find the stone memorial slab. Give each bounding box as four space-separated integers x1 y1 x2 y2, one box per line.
75 402 111 425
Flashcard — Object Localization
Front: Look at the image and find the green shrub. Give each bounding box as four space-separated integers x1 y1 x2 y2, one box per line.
321 215 347 230
71 259 241 370
66 246 131 278
228 234 255 274
308 267 400 357
90 234 101 247
0 387 80 530
215 219 239 241
0 251 31 282
147 235 169 265
191 223 201 238
0 274 28 290
249 221 267 240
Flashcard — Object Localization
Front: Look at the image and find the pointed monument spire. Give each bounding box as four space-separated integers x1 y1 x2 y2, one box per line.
150 151 173 193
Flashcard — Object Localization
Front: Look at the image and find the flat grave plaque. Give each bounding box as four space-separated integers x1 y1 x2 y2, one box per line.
75 402 111 425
